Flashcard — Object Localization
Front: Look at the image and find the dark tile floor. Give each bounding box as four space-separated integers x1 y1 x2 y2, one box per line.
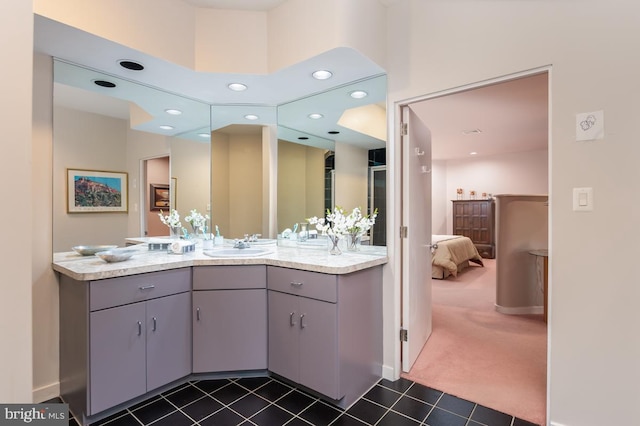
52 377 539 426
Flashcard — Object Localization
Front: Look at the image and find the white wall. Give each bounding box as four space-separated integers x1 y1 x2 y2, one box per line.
386 1 640 424
442 150 548 233
1 0 33 403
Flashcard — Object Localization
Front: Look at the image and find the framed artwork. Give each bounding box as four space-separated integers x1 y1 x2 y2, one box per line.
170 177 177 211
67 168 128 213
150 183 170 211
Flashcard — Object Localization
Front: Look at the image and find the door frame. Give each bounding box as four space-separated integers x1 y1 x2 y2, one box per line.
390 65 552 380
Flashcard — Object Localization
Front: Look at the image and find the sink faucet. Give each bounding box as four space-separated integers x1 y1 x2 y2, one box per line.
233 240 251 249
244 233 261 242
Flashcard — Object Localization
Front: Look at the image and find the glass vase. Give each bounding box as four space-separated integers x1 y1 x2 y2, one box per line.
346 232 362 251
327 234 342 255
170 226 182 239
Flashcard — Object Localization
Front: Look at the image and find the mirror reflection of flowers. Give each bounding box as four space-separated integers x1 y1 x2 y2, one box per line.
185 209 210 233
307 206 377 237
158 209 181 228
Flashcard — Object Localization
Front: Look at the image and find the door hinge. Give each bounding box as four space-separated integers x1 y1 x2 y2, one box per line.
400 226 408 238
401 122 408 136
400 328 408 342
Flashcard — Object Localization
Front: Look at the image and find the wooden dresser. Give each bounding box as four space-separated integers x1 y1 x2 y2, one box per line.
452 199 495 258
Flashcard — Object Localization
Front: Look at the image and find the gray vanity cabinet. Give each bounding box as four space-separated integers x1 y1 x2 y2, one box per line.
192 265 267 372
267 265 383 407
59 268 192 420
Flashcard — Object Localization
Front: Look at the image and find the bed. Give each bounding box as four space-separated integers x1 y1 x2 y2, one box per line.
431 235 484 279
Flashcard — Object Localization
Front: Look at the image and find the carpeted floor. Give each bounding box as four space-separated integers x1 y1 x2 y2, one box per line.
402 259 547 425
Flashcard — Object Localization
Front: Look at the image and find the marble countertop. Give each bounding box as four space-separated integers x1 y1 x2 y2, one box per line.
53 239 388 281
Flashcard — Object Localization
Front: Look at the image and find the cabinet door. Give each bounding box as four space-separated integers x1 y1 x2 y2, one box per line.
298 297 341 400
146 292 192 391
193 289 267 372
268 291 299 382
89 303 146 415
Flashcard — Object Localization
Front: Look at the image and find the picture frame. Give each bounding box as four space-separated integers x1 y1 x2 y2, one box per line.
150 183 170 211
67 168 128 213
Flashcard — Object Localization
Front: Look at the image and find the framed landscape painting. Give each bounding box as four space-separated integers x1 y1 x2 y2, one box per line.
67 168 128 213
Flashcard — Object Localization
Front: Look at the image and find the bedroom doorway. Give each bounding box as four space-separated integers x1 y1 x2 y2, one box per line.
397 67 550 423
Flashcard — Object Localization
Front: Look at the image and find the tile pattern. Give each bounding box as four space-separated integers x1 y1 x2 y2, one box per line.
53 377 539 426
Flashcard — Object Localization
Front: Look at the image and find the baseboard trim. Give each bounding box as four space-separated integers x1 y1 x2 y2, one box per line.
495 304 543 315
381 364 396 381
33 381 60 403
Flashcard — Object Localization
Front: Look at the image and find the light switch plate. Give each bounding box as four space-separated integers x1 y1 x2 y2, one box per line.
573 187 593 211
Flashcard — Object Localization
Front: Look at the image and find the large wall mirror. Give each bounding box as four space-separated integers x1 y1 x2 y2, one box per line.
39 14 388 251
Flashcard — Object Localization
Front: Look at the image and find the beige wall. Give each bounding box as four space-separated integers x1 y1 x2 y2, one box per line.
170 138 210 230
386 1 640 424
277 141 325 232
334 141 369 212
228 134 263 238
52 107 129 251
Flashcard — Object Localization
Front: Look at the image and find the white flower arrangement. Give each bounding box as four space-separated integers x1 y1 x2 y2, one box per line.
307 206 377 237
185 209 210 229
158 209 181 228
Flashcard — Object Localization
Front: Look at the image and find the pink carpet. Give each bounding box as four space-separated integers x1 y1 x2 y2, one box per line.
402 259 547 425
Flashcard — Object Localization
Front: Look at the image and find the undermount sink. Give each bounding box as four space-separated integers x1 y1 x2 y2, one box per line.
203 248 273 258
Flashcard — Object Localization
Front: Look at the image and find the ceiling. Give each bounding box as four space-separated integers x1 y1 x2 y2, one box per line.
37 4 549 159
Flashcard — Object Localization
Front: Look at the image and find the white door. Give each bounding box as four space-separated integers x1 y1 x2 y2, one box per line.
401 106 433 372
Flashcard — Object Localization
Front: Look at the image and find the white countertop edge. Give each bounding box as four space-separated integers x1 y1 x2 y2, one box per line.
53 244 388 281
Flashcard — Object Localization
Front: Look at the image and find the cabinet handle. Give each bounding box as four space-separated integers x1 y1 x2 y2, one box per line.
137 321 142 336
290 281 303 287
289 312 296 326
152 317 157 332
196 307 201 321
300 314 306 329
139 284 155 290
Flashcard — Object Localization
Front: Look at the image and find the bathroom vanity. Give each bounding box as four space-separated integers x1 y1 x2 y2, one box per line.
53 243 386 425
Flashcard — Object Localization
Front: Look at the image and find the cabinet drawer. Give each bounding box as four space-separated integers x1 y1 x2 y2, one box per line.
90 268 191 311
267 266 337 303
193 265 266 290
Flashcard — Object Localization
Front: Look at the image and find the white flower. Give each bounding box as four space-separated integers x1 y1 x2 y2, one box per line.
185 209 210 229
307 206 377 237
158 209 181 228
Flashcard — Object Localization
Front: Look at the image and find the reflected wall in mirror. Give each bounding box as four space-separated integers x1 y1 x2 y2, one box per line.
52 60 211 251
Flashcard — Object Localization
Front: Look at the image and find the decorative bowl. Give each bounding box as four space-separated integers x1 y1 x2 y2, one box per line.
72 245 118 256
95 249 137 263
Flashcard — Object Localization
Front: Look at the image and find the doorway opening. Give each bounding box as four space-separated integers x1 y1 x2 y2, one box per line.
397 67 550 424
142 155 170 237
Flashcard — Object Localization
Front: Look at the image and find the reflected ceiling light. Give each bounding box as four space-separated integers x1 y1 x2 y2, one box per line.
462 129 482 135
159 125 174 130
227 83 247 91
118 60 144 71
308 113 323 119
198 133 210 138
328 130 340 135
470 151 478 155
165 108 182 115
298 136 309 140
93 79 116 88
312 70 333 80
349 90 368 99
244 114 259 120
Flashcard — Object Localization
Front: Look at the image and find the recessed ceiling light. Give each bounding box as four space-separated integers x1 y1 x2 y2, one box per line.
159 125 174 130
470 151 478 155
198 133 210 138
349 90 368 99
118 60 144 71
93 80 116 88
165 109 182 115
328 130 340 135
244 114 259 120
308 113 323 119
228 83 247 91
312 70 333 80
298 136 309 140
462 129 483 135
